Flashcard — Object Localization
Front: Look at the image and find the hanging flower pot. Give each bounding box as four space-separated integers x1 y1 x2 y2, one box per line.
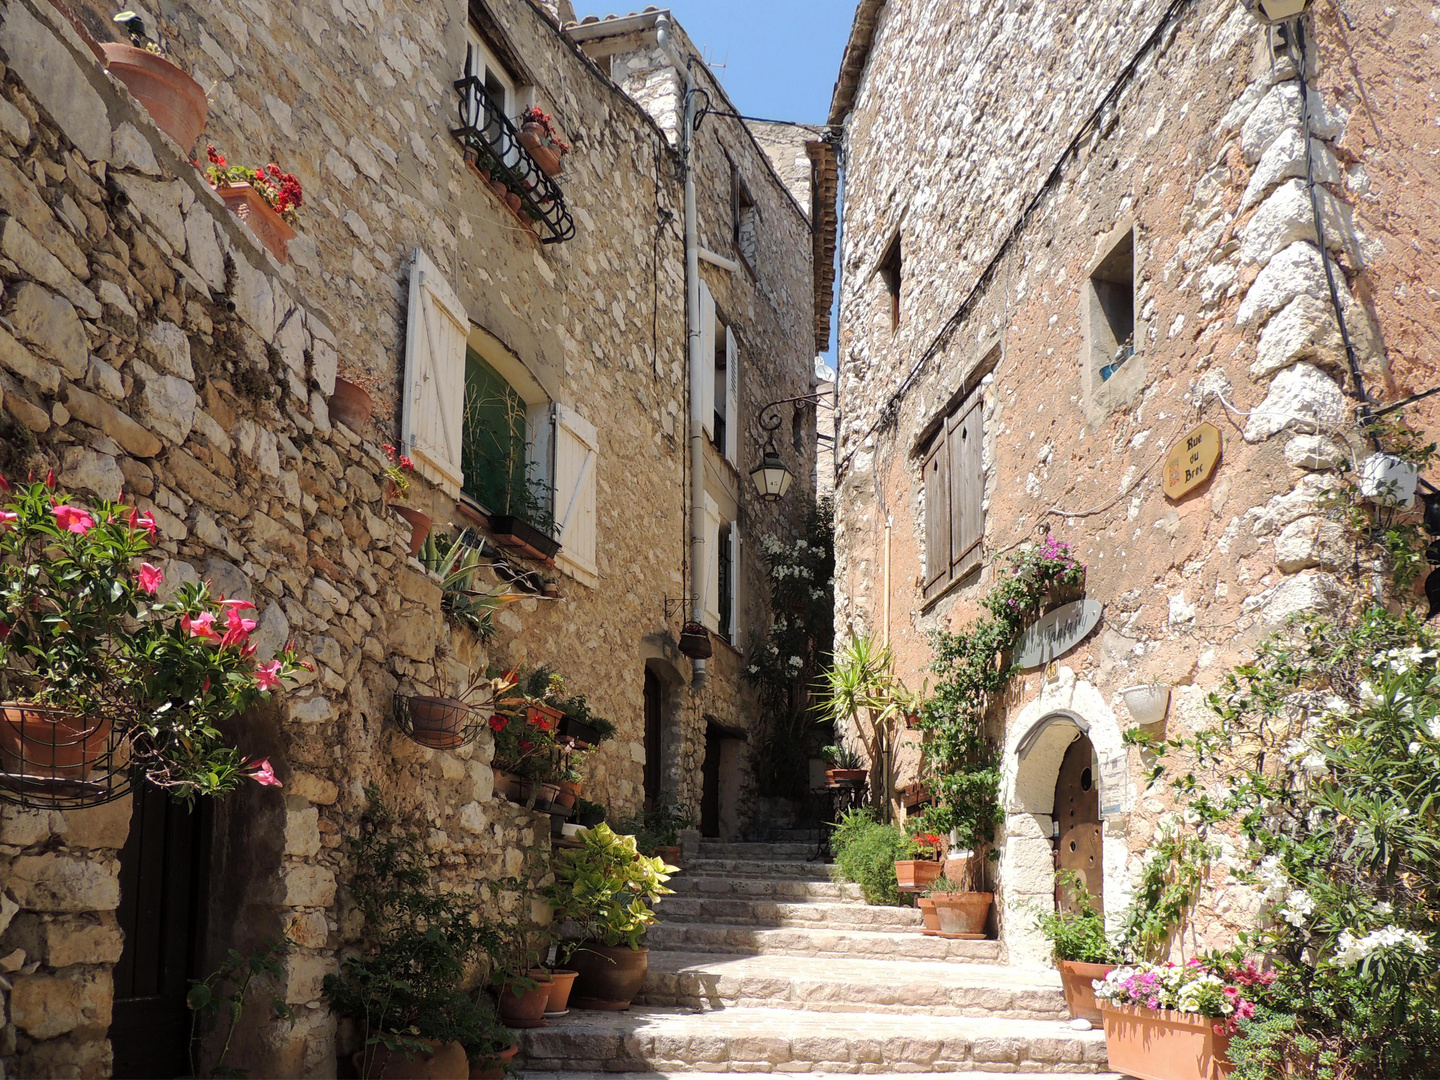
1045 569 1086 610
678 622 713 659
327 377 375 432
101 44 208 150
519 123 564 177
0 705 114 781
214 183 297 264
399 695 475 750
391 504 433 558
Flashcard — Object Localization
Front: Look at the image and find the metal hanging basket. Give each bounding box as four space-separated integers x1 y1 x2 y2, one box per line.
394 693 485 751
0 702 135 809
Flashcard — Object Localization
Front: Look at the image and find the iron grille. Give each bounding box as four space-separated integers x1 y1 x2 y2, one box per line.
453 76 576 244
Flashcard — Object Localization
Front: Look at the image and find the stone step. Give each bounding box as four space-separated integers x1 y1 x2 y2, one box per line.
521 1074 1123 1080
645 922 1002 964
637 952 1069 1019
517 1007 1110 1073
668 875 867 904
678 858 836 880
695 841 817 860
654 896 922 930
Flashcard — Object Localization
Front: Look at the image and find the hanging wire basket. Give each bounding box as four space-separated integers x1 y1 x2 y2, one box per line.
0 702 135 809
395 693 485 750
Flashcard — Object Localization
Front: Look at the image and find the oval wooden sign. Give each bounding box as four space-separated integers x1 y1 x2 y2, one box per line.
1163 422 1222 500
1014 599 1103 670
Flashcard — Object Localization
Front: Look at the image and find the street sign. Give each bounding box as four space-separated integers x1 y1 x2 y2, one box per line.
1013 599 1103 670
1163 422 1222 500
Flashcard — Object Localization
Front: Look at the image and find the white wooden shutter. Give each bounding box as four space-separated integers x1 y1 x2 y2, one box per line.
725 326 739 464
700 279 716 439
554 405 597 583
401 248 468 495
703 492 721 631
729 524 741 642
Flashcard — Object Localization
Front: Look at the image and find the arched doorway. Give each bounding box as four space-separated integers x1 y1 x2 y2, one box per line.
1052 733 1102 914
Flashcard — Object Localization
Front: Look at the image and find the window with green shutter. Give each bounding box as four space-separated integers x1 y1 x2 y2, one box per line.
461 349 530 515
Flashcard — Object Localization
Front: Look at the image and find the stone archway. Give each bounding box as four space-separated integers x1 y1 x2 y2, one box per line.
997 667 1129 966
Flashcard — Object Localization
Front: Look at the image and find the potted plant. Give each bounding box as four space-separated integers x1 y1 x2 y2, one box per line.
616 797 694 864
420 533 529 639
815 634 913 812
925 864 992 940
1010 534 1086 609
488 683 563 811
894 830 944 890
324 792 515 1079
573 798 606 828
401 668 518 752
381 443 431 557
821 743 866 785
546 824 677 1010
103 12 208 150
556 693 616 748
329 376 376 433
201 145 303 264
1034 871 1116 1023
517 105 569 178
1095 960 1268 1080
677 620 713 659
490 920 554 1030
553 765 583 811
0 479 302 804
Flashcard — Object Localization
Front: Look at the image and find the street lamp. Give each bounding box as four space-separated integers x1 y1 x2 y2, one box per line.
749 393 832 501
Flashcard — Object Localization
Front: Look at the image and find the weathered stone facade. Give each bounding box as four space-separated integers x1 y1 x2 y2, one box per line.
830 0 1436 966
0 0 817 1074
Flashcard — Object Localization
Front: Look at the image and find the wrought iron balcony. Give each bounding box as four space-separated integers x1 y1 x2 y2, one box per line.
453 76 576 244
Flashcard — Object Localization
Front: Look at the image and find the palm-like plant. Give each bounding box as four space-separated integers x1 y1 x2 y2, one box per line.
814 633 914 819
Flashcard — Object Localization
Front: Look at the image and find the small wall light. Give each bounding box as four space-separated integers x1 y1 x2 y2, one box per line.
1121 683 1172 725
1243 0 1311 23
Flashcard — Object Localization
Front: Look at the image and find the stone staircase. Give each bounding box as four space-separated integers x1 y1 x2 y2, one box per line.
517 839 1119 1076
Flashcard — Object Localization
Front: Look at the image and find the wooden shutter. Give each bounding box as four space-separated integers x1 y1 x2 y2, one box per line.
729 524 741 642
949 398 984 573
703 492 721 631
922 430 949 594
700 279 716 439
725 326 739 464
401 248 468 495
554 405 597 583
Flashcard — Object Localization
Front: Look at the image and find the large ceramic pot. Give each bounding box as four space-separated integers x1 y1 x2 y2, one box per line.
101 44 208 150
931 891 991 939
0 704 112 779
518 123 564 177
543 969 578 1015
894 859 942 890
496 970 552 1028
215 183 296 264
566 942 648 1010
354 1038 468 1079
392 505 433 559
328 377 375 432
1100 1002 1233 1080
405 695 472 750
1056 959 1114 1024
467 1043 518 1080
917 896 940 936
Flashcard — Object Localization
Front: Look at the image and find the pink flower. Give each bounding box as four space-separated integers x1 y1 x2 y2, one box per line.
182 611 220 641
254 660 283 691
52 504 95 534
220 606 258 648
0 622 10 640
137 563 163 594
245 757 282 787
126 506 159 540
218 598 256 610
0 511 16 529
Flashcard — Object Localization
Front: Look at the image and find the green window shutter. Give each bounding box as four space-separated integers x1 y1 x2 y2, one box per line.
461 350 528 514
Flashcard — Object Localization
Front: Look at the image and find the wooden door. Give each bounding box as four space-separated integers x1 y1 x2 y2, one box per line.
643 668 663 805
111 784 210 1079
1053 734 1102 915
700 725 722 838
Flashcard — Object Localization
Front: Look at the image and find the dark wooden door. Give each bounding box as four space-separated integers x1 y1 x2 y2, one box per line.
700 725 722 838
1053 733 1102 915
643 668 663 805
111 784 210 1079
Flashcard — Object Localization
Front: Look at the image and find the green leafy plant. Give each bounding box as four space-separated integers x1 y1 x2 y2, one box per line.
0 479 303 800
545 823 677 959
829 808 907 907
815 633 916 817
922 872 971 897
186 936 295 1078
1033 871 1116 964
614 796 694 854
419 533 527 638
1226 1007 1321 1080
820 743 862 769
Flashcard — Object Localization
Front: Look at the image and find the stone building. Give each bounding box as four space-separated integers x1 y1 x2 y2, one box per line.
0 0 819 1074
829 0 1438 966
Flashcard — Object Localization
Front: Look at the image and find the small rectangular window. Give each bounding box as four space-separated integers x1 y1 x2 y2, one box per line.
879 234 902 330
732 168 758 273
1089 229 1135 383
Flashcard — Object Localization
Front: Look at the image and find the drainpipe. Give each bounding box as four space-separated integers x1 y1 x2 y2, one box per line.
656 16 707 688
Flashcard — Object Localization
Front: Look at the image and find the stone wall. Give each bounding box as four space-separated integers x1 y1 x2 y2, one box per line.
0 0 817 1074
831 0 1431 964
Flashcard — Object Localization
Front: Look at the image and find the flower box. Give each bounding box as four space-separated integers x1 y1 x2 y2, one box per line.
894 858 942 890
215 182 296 264
1100 1002 1233 1080
488 514 561 561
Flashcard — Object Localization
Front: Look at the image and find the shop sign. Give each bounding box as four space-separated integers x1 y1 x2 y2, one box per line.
1163 422 1222 500
1014 599 1102 670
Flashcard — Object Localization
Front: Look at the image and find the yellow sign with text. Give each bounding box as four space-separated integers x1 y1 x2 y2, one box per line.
1163 422 1222 500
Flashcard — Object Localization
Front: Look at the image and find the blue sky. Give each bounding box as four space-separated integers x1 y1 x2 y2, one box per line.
659 1 856 125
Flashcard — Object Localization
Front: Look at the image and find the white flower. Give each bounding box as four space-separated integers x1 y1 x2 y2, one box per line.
1300 752 1328 778
1410 741 1422 755
1375 902 1393 916
1428 718 1440 741
1324 695 1352 717
1332 925 1430 966
1279 888 1315 927
1359 681 1383 708
1257 855 1289 902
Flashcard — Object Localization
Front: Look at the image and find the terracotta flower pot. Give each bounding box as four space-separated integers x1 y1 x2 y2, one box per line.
543 969 579 1014
467 1043 518 1080
894 859 942 890
492 770 520 801
101 44 208 150
566 942 648 1010
328 377 375 432
513 779 561 812
917 896 940 936
392 504 433 558
552 784 578 811
405 695 472 750
652 845 680 865
1100 1001 1233 1080
354 1038 468 1080
215 182 296 264
930 891 991 939
826 767 866 785
1056 959 1114 1024
497 969 552 1028
0 704 112 779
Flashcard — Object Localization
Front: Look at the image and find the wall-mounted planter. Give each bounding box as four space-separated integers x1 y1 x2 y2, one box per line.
391 504 433 558
519 123 564 177
678 622 713 659
215 183 296 264
327 377 374 432
101 44 208 150
0 703 131 810
489 514 561 561
1045 572 1086 611
826 767 867 786
1121 683 1171 725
